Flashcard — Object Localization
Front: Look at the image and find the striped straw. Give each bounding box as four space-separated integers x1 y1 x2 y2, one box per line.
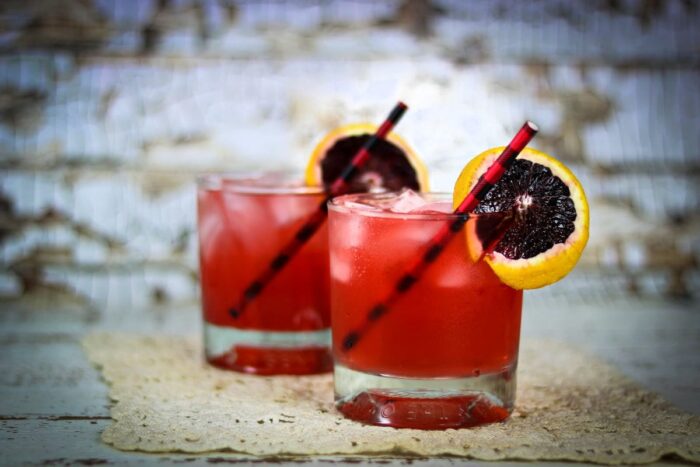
341 121 538 352
229 102 409 319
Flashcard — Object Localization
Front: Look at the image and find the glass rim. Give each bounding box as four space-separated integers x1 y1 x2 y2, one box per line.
328 191 462 220
197 171 325 195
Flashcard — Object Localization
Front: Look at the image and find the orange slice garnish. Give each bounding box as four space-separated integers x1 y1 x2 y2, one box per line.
453 147 589 289
305 123 429 192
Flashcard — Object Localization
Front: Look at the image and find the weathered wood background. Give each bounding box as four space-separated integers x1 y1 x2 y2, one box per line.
0 1 699 465
1 0 699 311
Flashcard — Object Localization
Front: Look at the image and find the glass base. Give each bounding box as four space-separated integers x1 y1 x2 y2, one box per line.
334 363 516 429
204 322 332 375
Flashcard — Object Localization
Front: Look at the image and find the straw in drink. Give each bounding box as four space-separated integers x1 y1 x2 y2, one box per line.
329 120 589 429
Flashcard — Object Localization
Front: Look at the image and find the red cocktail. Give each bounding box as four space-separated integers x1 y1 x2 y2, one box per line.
197 173 331 375
328 191 523 429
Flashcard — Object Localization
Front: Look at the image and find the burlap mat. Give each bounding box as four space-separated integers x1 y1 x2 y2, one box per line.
82 333 700 464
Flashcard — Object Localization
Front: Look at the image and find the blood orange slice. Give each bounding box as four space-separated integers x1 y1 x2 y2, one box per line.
453 147 589 289
305 123 429 192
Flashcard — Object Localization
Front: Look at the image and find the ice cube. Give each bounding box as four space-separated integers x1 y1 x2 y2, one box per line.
409 201 453 214
197 191 228 263
386 189 428 213
337 208 371 249
268 195 316 227
329 248 354 283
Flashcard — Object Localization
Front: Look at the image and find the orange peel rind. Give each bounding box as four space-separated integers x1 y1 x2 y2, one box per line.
305 123 429 192
454 146 589 290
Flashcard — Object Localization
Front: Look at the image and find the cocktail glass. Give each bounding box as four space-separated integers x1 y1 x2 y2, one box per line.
328 191 523 429
197 172 332 375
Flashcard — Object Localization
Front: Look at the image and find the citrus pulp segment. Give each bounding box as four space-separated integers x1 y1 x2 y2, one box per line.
453 147 589 290
305 123 429 192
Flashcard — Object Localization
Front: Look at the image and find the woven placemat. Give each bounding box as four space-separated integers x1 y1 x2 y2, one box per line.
82 333 700 464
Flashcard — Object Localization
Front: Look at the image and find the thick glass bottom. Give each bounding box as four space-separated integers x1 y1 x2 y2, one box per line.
334 363 516 429
204 322 332 375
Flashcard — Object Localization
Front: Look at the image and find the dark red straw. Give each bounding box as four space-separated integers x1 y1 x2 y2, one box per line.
230 102 409 319
341 121 538 352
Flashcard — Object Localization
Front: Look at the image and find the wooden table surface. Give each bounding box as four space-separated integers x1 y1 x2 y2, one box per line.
1 294 699 466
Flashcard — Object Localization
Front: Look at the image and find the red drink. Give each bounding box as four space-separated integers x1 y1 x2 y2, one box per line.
328 191 522 429
197 174 332 375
